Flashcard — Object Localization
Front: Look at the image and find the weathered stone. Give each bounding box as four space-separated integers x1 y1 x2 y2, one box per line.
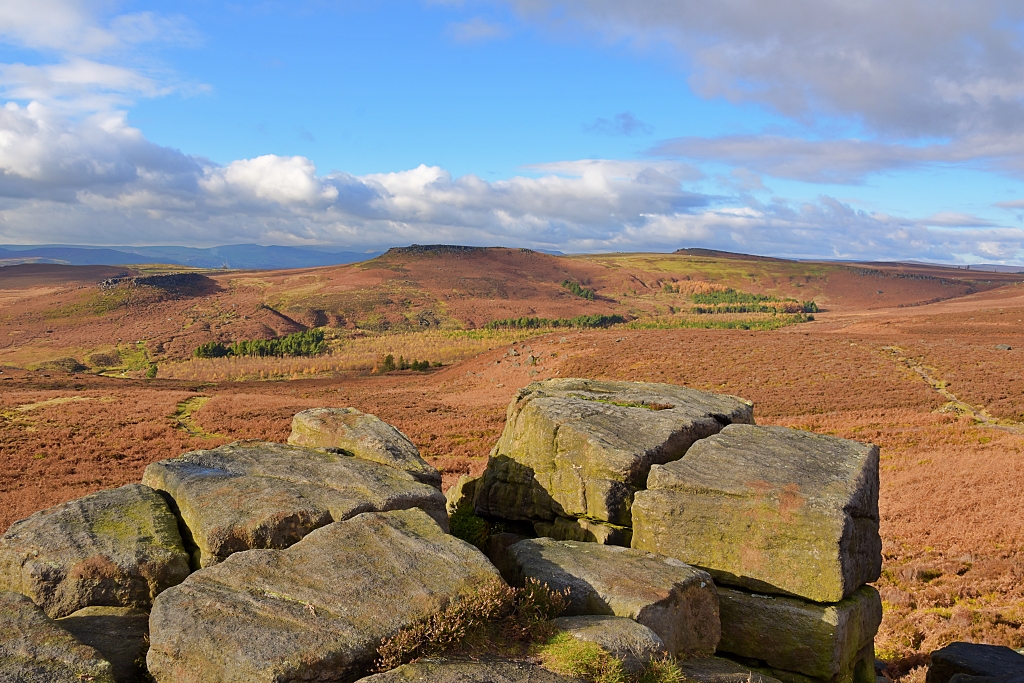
474 379 754 527
0 484 190 618
927 643 1024 683
289 407 441 487
57 606 149 683
550 615 666 674
143 440 448 567
950 676 1024 683
354 659 581 682
679 657 783 683
754 642 876 683
446 475 480 516
533 517 632 546
147 509 502 683
0 590 116 683
633 424 880 602
484 532 530 579
505 537 720 657
716 586 882 682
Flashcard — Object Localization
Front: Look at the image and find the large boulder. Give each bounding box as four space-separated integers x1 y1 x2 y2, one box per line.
679 657 783 683
716 586 882 683
0 590 116 683
0 484 190 618
57 606 150 683
143 441 448 567
288 408 441 488
353 660 581 682
504 537 720 657
146 509 502 683
550 615 666 674
533 517 632 546
926 643 1024 683
474 379 754 528
632 424 881 602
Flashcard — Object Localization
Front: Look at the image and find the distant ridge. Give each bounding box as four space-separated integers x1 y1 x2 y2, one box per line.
674 247 790 262
0 244 380 270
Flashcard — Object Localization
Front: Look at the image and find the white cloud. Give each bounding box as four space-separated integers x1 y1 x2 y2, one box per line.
448 17 507 43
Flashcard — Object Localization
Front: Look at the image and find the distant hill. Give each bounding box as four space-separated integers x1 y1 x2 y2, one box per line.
0 244 379 270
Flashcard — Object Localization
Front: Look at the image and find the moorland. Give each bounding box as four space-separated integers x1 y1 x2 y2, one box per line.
1 245 1023 676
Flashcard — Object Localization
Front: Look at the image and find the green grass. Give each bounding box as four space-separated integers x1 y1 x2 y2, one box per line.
626 313 812 331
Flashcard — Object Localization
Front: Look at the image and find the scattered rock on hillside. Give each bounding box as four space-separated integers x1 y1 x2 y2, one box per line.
632 424 881 602
678 656 783 683
474 378 754 529
289 408 441 488
142 441 448 567
927 643 1024 683
505 537 720 657
0 590 116 683
994 344 1012 351
550 615 667 674
353 659 582 682
716 586 882 682
0 484 190 618
147 509 502 683
57 606 149 683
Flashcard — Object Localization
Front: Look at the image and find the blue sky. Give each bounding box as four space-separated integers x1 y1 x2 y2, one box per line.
2 1 1024 263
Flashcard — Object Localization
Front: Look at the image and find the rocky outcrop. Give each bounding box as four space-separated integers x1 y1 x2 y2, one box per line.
143 441 448 567
0 484 190 618
679 656 783 683
446 475 480 516
533 517 632 546
0 590 116 683
289 408 441 488
632 424 881 603
146 509 502 683
353 660 582 682
57 606 150 683
716 586 882 683
474 379 754 532
550 615 666 674
504 537 720 657
927 643 1024 683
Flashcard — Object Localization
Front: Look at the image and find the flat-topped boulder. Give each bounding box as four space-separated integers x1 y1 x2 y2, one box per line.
0 590 116 683
505 537 720 657
143 440 448 567
632 424 881 602
0 484 190 618
57 606 150 683
474 379 754 528
289 407 441 488
147 509 502 683
354 660 582 682
927 643 1024 683
679 657 783 683
716 586 882 683
550 615 666 674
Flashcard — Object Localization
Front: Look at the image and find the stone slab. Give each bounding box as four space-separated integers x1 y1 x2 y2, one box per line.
143 440 448 566
147 509 502 683
550 615 666 674
533 517 632 546
679 656 784 683
0 590 116 683
633 424 881 602
505 537 720 657
927 643 1024 683
0 484 190 618
474 379 754 527
716 586 882 682
289 407 441 488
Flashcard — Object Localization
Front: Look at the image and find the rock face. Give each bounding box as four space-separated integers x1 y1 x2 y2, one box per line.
143 441 448 567
446 475 480 516
926 643 1024 683
474 379 754 530
57 606 150 683
679 657 783 683
289 408 441 488
716 586 882 683
0 590 116 683
533 517 632 546
354 660 581 682
147 509 502 683
0 484 190 618
504 537 720 657
632 424 881 603
550 615 666 674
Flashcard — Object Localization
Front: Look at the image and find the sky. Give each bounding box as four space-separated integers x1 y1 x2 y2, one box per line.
3 1 1024 263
